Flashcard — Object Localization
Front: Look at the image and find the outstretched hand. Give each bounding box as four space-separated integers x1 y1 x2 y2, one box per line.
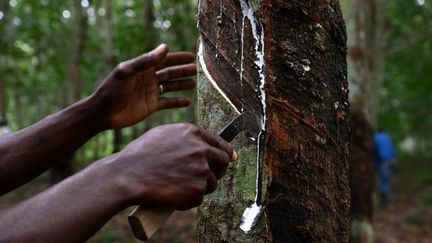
91 44 197 129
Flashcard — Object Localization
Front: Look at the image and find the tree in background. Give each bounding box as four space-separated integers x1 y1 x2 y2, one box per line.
197 0 350 242
342 0 387 241
348 106 375 243
0 0 198 166
0 1 9 125
0 2 14 127
49 0 90 184
0 0 199 241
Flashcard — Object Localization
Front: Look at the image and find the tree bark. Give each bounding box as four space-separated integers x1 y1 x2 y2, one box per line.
100 0 123 153
12 83 22 128
197 0 350 242
0 76 5 125
130 0 159 139
68 0 88 103
346 0 387 122
52 0 89 183
0 3 11 125
349 106 375 243
344 1 387 241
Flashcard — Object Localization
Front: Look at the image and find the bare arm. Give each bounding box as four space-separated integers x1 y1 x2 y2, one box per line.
0 98 103 194
0 44 237 242
0 44 196 194
0 124 235 243
0 155 125 243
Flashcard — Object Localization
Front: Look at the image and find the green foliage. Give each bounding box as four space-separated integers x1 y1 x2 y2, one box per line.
421 189 432 206
0 1 198 164
379 1 432 145
393 150 432 191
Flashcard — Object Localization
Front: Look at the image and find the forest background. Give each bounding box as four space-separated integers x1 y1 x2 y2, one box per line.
0 0 431 242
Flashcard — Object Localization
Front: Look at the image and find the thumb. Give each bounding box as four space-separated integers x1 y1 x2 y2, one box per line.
116 44 169 79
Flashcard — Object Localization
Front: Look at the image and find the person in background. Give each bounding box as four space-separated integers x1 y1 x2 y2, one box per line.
374 128 397 208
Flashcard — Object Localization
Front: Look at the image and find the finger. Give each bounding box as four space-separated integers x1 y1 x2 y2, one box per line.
199 128 235 161
206 172 219 194
156 64 197 81
155 52 195 70
178 193 204 211
157 97 191 110
115 44 168 79
207 146 230 180
159 79 196 93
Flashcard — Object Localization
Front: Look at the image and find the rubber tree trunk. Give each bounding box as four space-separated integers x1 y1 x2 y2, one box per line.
197 0 350 242
344 0 387 241
349 107 375 243
345 0 386 121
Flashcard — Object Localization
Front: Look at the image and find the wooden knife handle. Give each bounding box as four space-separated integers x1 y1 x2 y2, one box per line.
128 206 174 241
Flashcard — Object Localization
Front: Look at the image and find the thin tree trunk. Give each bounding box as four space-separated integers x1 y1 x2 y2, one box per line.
197 0 350 242
0 76 5 125
129 0 159 139
52 0 89 183
100 0 122 153
0 3 11 125
143 0 157 46
68 0 88 103
69 0 88 116
12 83 22 128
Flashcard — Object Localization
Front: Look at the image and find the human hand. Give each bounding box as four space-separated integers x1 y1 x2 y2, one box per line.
91 44 196 129
110 123 236 210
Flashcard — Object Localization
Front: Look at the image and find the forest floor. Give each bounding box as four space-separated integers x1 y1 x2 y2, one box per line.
374 157 432 243
1 157 431 243
374 185 432 243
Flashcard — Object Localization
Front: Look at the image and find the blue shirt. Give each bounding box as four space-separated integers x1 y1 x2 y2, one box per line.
374 131 396 162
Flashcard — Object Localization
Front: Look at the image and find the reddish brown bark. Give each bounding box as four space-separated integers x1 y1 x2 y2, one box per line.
345 1 386 240
197 0 265 116
261 1 350 242
349 106 375 221
197 0 350 242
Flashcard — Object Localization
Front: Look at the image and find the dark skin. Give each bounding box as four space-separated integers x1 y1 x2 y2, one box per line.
0 44 236 242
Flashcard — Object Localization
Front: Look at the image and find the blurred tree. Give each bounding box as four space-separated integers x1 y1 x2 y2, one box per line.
0 76 5 125
343 0 387 242
68 0 88 103
0 3 7 125
101 0 123 153
0 2 12 126
197 0 350 242
348 106 376 243
0 0 199 168
51 0 90 184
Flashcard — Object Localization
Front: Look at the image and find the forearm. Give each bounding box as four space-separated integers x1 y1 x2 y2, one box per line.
0 155 129 243
0 96 105 194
